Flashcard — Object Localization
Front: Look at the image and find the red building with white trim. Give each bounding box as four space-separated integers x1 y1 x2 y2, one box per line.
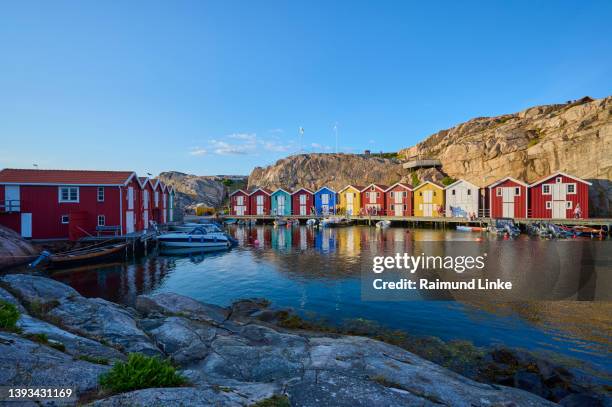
229 189 250 216
291 188 314 216
528 172 590 219
248 188 271 215
360 184 387 215
0 169 143 240
384 182 412 217
138 177 155 231
488 177 528 218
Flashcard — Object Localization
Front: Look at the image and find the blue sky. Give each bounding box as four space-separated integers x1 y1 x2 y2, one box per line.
1 1 611 176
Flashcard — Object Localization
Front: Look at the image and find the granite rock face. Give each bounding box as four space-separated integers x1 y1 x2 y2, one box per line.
0 225 38 270
0 274 560 406
399 96 612 216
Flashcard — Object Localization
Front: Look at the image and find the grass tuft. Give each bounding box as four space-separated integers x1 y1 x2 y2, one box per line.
250 395 291 407
78 354 110 365
99 353 187 393
0 300 20 331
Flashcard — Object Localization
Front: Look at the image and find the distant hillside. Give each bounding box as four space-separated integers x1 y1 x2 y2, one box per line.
398 96 611 216
247 153 405 191
158 172 247 216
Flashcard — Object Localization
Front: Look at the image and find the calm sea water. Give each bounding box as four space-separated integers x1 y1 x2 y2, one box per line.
51 225 612 377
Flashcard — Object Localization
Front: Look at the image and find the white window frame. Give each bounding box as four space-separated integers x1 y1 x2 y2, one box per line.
467 189 472 195
154 191 159 206
389 191 394 199
97 215 105 226
545 201 552 210
566 201 573 209
403 191 407 197
496 187 502 197
515 187 521 196
61 215 69 224
566 183 576 194
59 186 79 203
542 184 551 195
97 187 105 202
556 177 562 183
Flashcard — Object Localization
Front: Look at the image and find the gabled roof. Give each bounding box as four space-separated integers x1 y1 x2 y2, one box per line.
137 177 154 189
360 183 388 192
487 176 528 188
229 189 249 196
338 185 364 193
413 180 444 191
314 186 337 194
0 168 137 186
271 188 292 195
444 179 479 190
529 171 592 187
291 187 314 195
384 182 412 192
248 187 272 196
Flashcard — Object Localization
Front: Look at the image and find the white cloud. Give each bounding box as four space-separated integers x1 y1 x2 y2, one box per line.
189 147 207 156
206 133 293 155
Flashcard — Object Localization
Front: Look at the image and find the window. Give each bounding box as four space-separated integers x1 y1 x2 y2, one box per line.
567 184 576 194
433 191 436 196
546 201 552 209
376 192 380 198
59 186 79 202
365 192 369 198
566 201 573 209
97 215 105 226
556 177 562 183
389 192 394 199
390 204 394 210
496 188 502 197
61 215 69 224
97 187 104 202
452 190 456 195
467 189 472 195
403 204 407 210
542 184 551 195
403 191 407 197
515 187 521 196
419 192 423 196
154 191 159 206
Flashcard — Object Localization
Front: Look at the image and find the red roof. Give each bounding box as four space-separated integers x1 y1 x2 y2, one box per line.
0 168 136 185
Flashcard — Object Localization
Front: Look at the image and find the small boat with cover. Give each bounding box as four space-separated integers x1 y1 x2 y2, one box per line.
157 226 232 249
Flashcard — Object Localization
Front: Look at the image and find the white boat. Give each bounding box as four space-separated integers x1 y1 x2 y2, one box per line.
169 223 201 233
157 226 231 249
375 220 391 228
306 219 318 227
321 217 353 227
273 218 287 226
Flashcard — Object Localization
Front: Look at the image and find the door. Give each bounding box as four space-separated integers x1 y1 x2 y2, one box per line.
5 186 20 212
143 210 149 230
395 204 403 216
128 187 134 210
299 194 307 215
126 211 135 234
552 184 567 218
321 193 329 215
346 193 353 215
423 190 433 217
502 187 514 218
143 190 149 209
256 195 264 215
552 201 566 219
423 203 432 217
20 213 32 238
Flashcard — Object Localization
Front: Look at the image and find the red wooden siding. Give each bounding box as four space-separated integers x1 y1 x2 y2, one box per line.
385 185 412 216
230 190 251 216
489 179 528 218
361 184 387 215
248 190 271 215
529 174 589 219
291 189 314 216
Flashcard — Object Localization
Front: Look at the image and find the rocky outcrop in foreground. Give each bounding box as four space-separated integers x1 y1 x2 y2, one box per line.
0 225 37 270
0 274 595 406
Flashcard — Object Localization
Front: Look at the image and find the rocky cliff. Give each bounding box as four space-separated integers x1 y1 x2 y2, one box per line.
399 96 612 216
158 172 247 215
248 153 404 191
0 225 37 270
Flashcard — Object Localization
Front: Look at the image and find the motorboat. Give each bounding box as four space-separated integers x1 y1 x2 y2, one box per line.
375 220 391 228
321 217 353 227
456 225 485 232
306 219 318 227
273 217 287 226
157 226 231 249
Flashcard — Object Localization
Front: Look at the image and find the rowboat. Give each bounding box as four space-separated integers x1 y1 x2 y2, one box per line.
456 225 485 232
48 243 127 268
376 220 391 228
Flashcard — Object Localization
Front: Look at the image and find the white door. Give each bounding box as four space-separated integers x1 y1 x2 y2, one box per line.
502 187 514 218
126 211 135 234
346 193 353 215
552 201 566 219
20 213 32 238
238 206 246 216
423 204 433 217
395 204 403 216
143 190 149 209
143 210 149 230
277 195 285 214
369 191 376 204
128 187 134 210
423 190 433 204
5 186 20 212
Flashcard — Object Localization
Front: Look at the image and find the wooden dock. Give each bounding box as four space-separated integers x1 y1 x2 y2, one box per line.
186 214 612 232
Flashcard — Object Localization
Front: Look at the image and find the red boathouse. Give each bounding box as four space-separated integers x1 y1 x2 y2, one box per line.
384 182 413 217
248 188 271 215
0 168 143 240
229 189 250 216
361 184 387 215
488 177 528 219
529 172 591 219
291 188 314 216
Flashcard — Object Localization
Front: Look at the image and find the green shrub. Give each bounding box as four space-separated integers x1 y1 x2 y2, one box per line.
411 172 420 188
250 395 291 407
25 333 49 343
528 138 540 147
441 176 456 186
99 353 187 393
78 354 110 365
0 300 20 331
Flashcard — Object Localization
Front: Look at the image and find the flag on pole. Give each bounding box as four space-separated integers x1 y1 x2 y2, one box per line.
299 127 304 135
